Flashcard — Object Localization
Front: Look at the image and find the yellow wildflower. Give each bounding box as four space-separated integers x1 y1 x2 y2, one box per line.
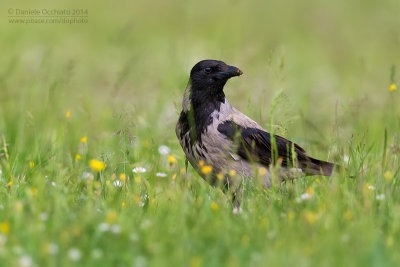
201 165 212 175
94 181 101 189
41 242 58 255
180 167 186 174
134 176 141 183
303 211 318 224
29 161 35 168
364 199 372 209
66 110 71 118
198 160 205 167
73 227 81 237
133 194 141 204
15 201 23 212
190 257 202 267
106 211 117 224
105 180 111 186
217 172 224 180
210 202 219 212
80 137 87 143
260 218 269 228
229 169 237 176
142 140 150 148
29 187 38 196
120 173 126 182
89 159 106 171
384 171 393 181
60 230 69 244
75 154 81 161
389 83 397 92
172 173 177 180
241 235 250 244
7 181 12 187
386 236 393 247
344 210 353 221
168 155 176 165
306 187 315 196
363 183 375 194
258 167 267 176
0 222 10 234
122 201 125 208
303 246 313 256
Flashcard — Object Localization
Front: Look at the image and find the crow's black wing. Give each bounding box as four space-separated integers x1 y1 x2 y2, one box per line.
217 120 335 175
217 120 308 168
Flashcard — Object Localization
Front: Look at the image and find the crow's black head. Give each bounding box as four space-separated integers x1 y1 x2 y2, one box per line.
189 60 243 103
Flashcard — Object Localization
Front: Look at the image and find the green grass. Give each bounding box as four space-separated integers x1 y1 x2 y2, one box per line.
1 0 400 266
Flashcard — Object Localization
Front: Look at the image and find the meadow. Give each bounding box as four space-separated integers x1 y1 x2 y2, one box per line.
1 0 400 266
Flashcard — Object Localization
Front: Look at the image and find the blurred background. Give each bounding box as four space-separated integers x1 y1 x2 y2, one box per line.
1 0 399 152
1 0 400 266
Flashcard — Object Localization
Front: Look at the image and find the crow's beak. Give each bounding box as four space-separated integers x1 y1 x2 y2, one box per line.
215 65 243 80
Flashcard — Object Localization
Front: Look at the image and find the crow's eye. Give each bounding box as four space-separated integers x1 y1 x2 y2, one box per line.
205 67 211 74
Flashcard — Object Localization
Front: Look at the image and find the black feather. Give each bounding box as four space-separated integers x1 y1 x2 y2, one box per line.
177 111 196 146
188 60 238 143
191 100 222 142
217 120 334 175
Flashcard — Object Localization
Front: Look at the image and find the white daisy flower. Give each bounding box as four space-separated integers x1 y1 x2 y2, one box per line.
68 248 82 261
113 180 123 187
81 172 94 180
158 145 170 155
156 172 167 177
376 194 385 200
98 223 110 232
368 185 375 191
300 192 312 200
40 213 48 221
295 192 312 203
132 167 146 173
111 225 121 234
232 207 243 214
18 255 33 267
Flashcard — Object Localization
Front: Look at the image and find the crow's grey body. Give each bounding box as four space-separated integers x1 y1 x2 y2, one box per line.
176 60 335 205
176 83 270 189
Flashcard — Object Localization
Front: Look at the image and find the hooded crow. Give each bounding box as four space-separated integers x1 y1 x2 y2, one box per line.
176 60 336 205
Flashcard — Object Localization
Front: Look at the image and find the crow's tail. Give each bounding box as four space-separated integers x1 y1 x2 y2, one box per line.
304 157 339 176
